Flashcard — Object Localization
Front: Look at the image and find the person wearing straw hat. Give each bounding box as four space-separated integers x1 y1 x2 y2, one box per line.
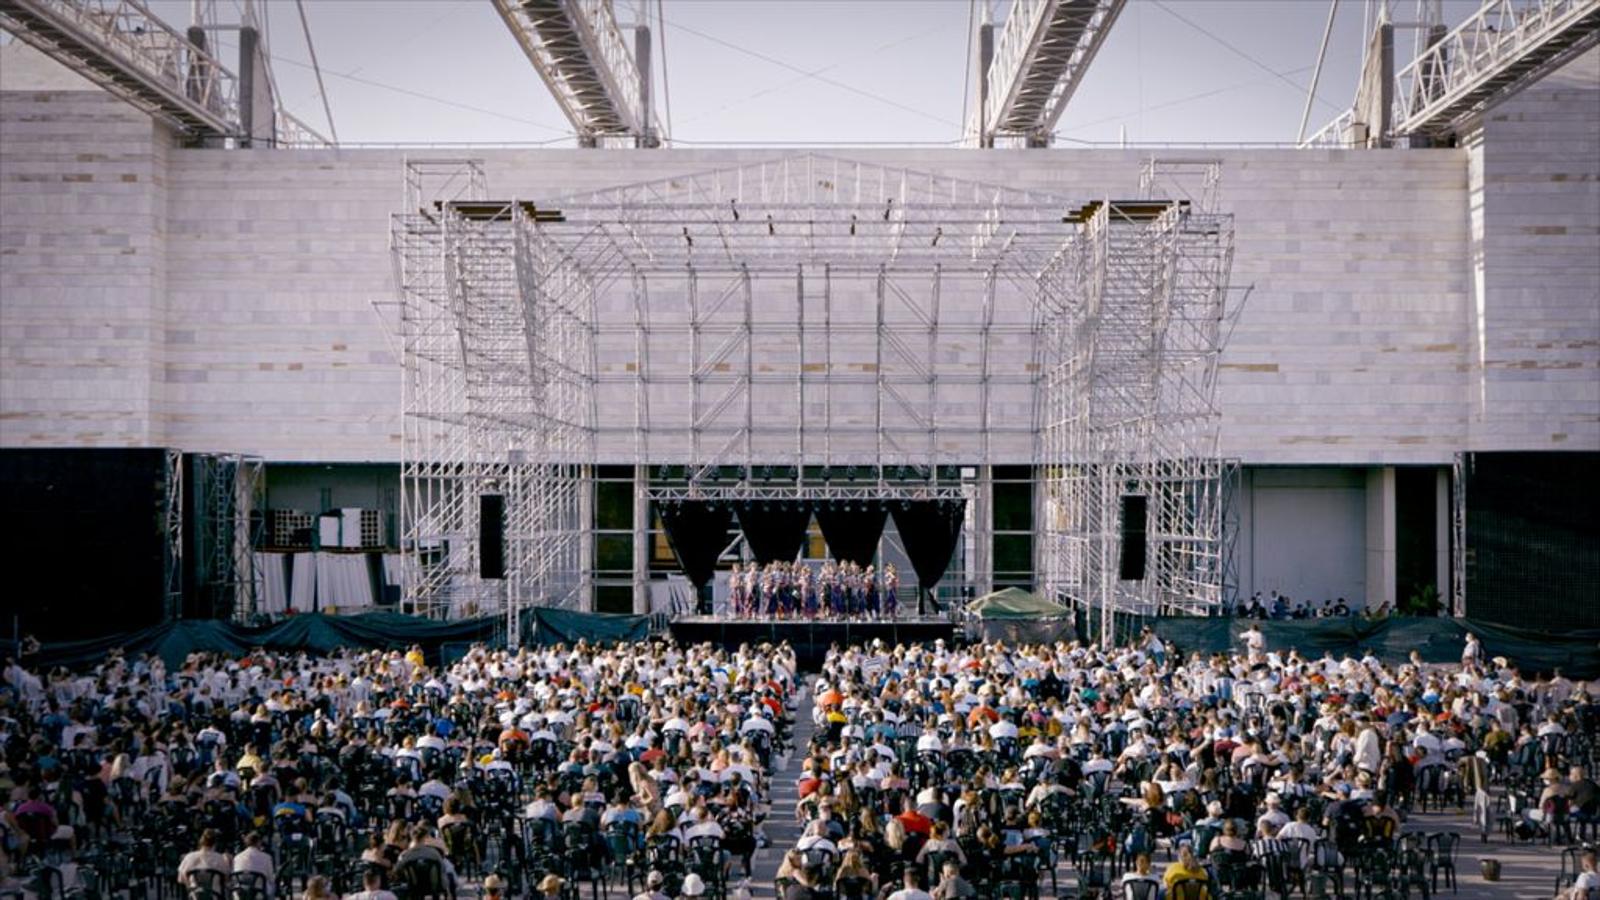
1538 766 1571 809
537 874 566 900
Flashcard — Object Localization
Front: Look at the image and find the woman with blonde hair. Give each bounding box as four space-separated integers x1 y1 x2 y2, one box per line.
300 875 334 900
833 848 876 893
630 760 661 811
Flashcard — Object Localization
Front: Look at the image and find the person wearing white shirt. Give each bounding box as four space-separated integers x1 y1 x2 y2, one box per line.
176 830 231 884
1564 851 1599 900
232 832 276 897
1255 795 1289 836
345 868 399 900
1275 808 1322 867
916 731 944 754
887 868 933 900
1354 722 1382 774
1537 715 1567 738
795 820 837 855
988 717 1019 741
419 778 452 802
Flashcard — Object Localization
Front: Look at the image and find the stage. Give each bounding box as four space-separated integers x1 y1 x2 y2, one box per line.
668 615 961 669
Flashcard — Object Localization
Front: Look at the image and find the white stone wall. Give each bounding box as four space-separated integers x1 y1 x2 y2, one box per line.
0 78 171 446
3 48 1596 465
1464 47 1600 452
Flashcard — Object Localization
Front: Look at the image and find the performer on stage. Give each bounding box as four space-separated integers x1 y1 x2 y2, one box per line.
800 565 818 620
883 563 899 620
763 565 780 618
729 562 745 617
864 564 879 619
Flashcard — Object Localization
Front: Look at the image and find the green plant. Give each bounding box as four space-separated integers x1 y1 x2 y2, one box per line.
1400 583 1441 617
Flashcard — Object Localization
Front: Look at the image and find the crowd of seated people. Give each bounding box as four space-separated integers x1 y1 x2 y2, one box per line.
0 639 796 900
783 633 1598 900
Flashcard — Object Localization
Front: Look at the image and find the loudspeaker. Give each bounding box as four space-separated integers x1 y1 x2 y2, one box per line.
1119 494 1147 581
479 494 505 579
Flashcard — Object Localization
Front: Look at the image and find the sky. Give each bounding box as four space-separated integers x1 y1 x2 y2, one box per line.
142 0 1489 147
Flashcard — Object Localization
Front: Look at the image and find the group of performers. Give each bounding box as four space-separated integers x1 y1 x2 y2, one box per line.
727 559 899 620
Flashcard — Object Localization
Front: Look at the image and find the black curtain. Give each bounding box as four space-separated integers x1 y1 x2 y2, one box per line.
814 501 888 566
656 500 733 588
891 499 966 610
734 501 813 564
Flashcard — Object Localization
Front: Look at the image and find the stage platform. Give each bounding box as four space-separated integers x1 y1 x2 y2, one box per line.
668 615 960 668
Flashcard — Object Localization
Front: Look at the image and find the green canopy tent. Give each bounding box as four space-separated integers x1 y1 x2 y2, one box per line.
964 587 1073 643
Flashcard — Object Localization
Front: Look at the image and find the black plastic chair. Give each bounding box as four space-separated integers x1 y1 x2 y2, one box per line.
1122 880 1159 900
1425 832 1458 893
1168 879 1206 900
184 869 229 900
229 871 269 900
394 857 452 900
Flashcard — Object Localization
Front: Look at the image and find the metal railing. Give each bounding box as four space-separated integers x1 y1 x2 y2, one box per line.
985 0 1125 141
0 0 238 134
273 108 334 149
491 0 659 143
1298 107 1360 148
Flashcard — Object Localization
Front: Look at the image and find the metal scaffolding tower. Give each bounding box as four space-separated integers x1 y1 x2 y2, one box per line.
190 452 262 621
1037 160 1236 643
492 0 663 146
973 0 1126 147
389 160 594 644
162 447 183 621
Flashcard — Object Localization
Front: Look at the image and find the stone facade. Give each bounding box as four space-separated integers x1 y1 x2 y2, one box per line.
3 45 1596 466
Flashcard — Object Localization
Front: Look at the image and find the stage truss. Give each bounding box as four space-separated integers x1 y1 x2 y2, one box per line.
1038 160 1237 640
385 154 1237 640
190 451 262 621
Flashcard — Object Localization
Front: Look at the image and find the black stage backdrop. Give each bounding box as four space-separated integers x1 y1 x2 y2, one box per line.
735 501 813 564
0 448 170 640
891 499 966 607
656 501 733 588
814 500 888 567
1464 451 1600 631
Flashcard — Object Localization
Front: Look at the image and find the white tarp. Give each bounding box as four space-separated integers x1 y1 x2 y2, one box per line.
289 552 317 612
253 552 289 615
315 552 374 611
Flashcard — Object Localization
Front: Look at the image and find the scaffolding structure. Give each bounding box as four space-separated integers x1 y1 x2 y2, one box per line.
389 161 593 643
162 447 183 621
1038 160 1236 643
189 452 262 621
387 154 1235 638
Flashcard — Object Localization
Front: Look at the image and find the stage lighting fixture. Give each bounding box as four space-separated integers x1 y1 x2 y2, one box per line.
883 198 894 221
931 226 942 247
850 214 858 236
767 215 776 236
729 199 740 221
682 227 694 248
